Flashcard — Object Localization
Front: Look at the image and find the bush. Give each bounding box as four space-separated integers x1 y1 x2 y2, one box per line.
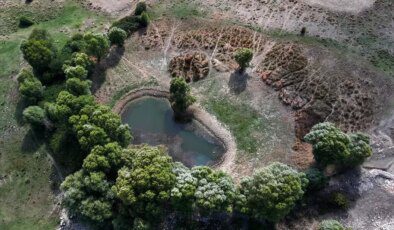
135 2 147 16
238 162 308 222
23 106 46 127
66 78 91 96
329 192 349 209
111 16 141 35
140 12 149 27
234 48 253 71
305 122 372 168
305 167 328 191
19 16 34 28
20 29 57 74
169 77 196 117
108 27 127 46
18 70 44 103
318 219 345 230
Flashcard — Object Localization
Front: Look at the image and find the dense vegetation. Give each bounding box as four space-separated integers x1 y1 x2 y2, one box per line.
11 2 373 229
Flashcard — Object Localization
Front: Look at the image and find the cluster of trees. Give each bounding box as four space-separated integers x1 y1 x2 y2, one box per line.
305 122 372 169
16 2 369 229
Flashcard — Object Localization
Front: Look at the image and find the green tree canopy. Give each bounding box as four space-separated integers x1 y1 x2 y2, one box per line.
64 65 88 80
304 122 372 168
114 146 175 221
18 69 43 102
238 162 307 222
134 2 147 16
108 27 127 46
234 48 253 71
83 32 110 61
318 219 345 230
23 106 46 127
66 78 91 96
20 29 56 74
169 77 196 116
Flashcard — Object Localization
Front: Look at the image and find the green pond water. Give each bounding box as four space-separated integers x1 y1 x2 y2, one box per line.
121 97 224 167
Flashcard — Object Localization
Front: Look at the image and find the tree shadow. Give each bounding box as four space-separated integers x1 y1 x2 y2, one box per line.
14 98 31 126
21 128 45 154
91 46 125 94
228 70 250 94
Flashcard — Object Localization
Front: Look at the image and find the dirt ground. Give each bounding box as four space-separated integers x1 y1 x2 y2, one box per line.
302 0 376 13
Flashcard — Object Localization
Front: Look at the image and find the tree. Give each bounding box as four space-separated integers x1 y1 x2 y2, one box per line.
66 78 91 96
64 65 88 80
113 145 175 221
234 48 253 71
135 2 147 16
63 52 94 72
61 170 115 223
44 91 95 123
108 27 127 46
68 105 131 151
20 29 56 74
305 167 328 191
83 33 110 61
20 39 55 73
18 69 43 102
239 162 307 222
169 77 196 118
191 166 236 213
304 122 372 168
140 12 149 27
82 142 123 173
318 220 345 230
23 106 46 127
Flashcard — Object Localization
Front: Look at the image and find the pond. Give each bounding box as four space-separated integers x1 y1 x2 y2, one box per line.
121 97 225 167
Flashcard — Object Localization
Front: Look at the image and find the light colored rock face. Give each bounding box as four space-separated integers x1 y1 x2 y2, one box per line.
302 0 376 13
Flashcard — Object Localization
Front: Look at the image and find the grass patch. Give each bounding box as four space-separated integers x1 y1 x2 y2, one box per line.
204 98 266 154
0 130 58 230
370 50 394 76
109 77 159 108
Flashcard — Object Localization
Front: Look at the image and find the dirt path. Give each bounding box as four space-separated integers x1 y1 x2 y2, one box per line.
302 0 376 13
112 88 238 175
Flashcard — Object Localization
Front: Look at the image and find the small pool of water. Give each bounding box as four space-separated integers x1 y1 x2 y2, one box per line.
121 97 224 167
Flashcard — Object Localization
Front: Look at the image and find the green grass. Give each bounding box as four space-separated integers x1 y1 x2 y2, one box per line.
370 50 394 76
0 130 58 230
0 1 110 229
204 98 266 154
109 77 159 108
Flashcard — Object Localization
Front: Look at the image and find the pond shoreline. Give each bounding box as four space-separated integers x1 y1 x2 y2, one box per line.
113 88 237 174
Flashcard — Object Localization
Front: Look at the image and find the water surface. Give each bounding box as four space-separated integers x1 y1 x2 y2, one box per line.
121 97 224 167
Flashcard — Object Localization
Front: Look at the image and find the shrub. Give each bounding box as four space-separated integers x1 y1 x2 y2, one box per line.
20 29 57 74
305 167 328 191
18 71 44 103
318 219 345 230
66 78 91 96
19 16 34 28
114 146 176 221
330 192 349 209
140 12 149 27
305 122 372 168
64 65 88 80
135 2 147 16
112 16 141 35
234 48 253 71
23 106 46 127
169 77 196 117
83 33 110 61
108 27 127 46
239 162 308 222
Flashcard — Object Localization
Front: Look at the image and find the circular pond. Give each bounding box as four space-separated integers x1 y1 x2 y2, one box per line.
121 97 225 167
